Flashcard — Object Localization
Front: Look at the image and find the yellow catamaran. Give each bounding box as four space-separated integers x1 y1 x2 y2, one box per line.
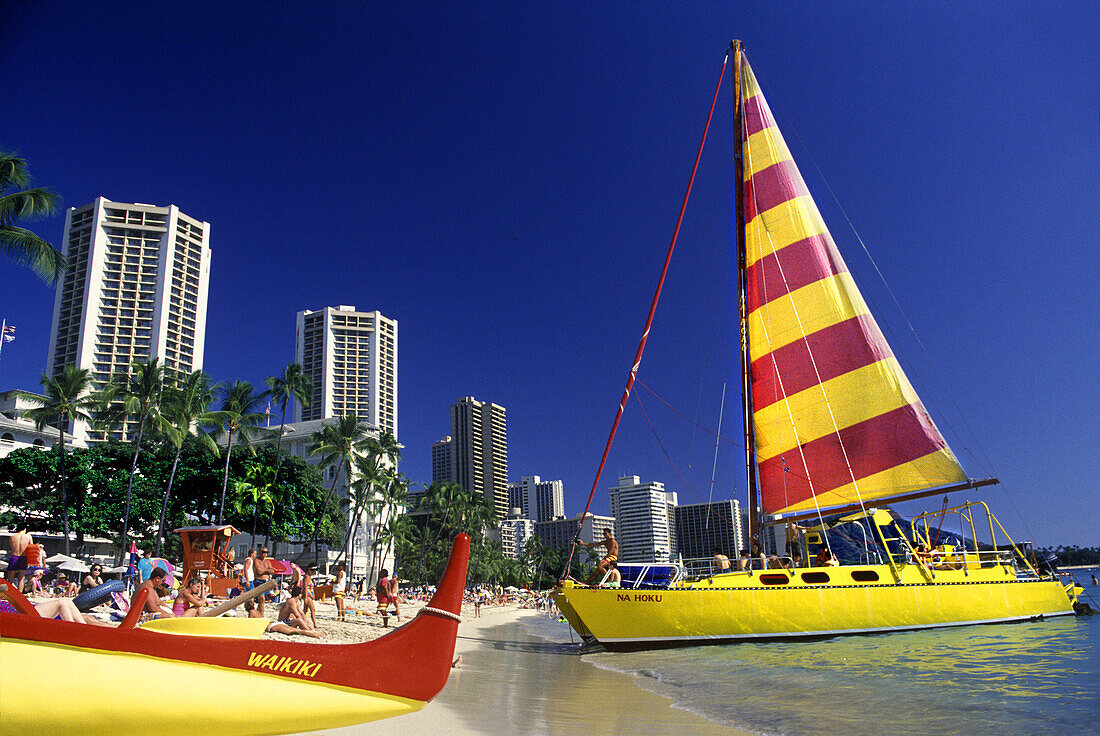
554 41 1081 651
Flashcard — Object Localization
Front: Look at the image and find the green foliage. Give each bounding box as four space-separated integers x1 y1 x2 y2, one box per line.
0 152 65 282
0 439 334 555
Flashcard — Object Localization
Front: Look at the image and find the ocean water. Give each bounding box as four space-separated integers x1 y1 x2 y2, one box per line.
529 568 1100 736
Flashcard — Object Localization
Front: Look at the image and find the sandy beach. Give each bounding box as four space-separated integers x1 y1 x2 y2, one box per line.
294 600 751 736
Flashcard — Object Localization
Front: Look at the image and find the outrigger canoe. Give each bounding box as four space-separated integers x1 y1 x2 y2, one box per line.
0 534 470 736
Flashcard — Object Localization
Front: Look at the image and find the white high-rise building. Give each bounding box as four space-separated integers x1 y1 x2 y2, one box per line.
295 306 397 438
47 198 211 440
431 436 455 485
507 475 565 523
501 509 535 559
609 475 678 563
448 397 508 520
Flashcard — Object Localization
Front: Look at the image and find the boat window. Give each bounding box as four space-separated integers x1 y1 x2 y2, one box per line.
801 572 830 584
759 574 790 586
850 570 880 582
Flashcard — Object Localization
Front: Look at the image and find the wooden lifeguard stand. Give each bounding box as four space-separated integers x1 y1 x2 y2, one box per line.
174 525 241 597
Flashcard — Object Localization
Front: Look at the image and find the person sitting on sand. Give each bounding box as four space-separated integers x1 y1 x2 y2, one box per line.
244 599 323 638
134 567 174 618
172 576 207 617
80 565 105 594
582 528 619 585
275 585 317 633
53 572 78 597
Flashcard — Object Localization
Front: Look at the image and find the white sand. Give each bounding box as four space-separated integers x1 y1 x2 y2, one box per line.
297 603 751 736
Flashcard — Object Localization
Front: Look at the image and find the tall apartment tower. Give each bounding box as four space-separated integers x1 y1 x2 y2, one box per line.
674 499 745 561
431 436 455 485
449 397 508 520
294 306 397 438
47 198 211 440
507 475 565 522
609 475 678 563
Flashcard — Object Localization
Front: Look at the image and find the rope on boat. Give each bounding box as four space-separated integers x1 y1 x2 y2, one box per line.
418 606 461 622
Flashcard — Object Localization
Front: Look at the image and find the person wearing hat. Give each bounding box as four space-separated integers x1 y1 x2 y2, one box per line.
54 572 78 597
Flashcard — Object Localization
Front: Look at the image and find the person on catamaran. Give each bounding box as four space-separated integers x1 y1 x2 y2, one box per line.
582 528 619 585
711 548 731 573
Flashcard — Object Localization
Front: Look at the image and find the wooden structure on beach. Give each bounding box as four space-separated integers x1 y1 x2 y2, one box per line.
175 525 240 596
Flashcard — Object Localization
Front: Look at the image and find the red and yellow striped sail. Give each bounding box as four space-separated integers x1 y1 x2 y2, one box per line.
739 58 966 516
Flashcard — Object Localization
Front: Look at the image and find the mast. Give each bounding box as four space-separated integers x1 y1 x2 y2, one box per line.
731 40 761 550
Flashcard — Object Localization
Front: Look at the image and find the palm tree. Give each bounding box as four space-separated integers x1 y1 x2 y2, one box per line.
101 358 167 559
231 464 277 540
264 362 312 479
154 370 215 555
18 367 99 553
0 153 65 282
304 414 370 563
203 381 269 525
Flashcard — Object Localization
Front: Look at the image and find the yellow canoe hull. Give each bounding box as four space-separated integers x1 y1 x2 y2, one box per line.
555 565 1077 650
138 615 270 638
0 637 422 736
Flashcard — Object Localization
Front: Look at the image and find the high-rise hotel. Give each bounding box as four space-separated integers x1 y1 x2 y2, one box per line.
47 198 211 441
294 306 397 438
433 397 508 520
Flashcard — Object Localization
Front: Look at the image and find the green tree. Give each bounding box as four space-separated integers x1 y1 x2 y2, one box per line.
100 357 168 559
231 463 276 540
264 362 312 482
155 370 215 555
203 381 269 525
17 366 99 552
304 414 370 563
0 152 65 282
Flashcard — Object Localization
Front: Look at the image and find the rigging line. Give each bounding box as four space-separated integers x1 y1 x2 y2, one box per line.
704 382 728 535
562 51 731 580
635 378 822 491
786 124 996 481
633 389 739 536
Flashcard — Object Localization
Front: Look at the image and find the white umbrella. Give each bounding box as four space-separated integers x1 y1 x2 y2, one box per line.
58 560 91 573
504 585 519 592
104 565 130 574
46 553 81 565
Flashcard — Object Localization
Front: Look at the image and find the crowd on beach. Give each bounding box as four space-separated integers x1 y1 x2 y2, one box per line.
3 527 547 641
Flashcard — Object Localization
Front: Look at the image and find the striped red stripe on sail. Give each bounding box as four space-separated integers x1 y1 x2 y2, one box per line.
739 57 966 516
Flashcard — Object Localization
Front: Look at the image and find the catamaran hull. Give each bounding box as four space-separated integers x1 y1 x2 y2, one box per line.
555 574 1076 651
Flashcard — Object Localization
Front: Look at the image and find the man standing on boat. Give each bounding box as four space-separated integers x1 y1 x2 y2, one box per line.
582 528 619 585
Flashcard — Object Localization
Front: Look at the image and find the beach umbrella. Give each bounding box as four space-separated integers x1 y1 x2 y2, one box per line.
46 553 81 565
504 586 519 592
104 565 129 574
59 560 90 573
126 542 139 577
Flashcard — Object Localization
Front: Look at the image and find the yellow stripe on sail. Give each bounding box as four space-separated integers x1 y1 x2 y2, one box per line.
744 195 827 269
744 126 793 178
775 449 968 514
747 271 869 363
753 357 913 461
741 62 762 100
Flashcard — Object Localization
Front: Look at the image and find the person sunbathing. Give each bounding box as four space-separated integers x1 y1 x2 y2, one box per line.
172 577 207 617
0 581 112 626
273 585 319 634
244 599 324 638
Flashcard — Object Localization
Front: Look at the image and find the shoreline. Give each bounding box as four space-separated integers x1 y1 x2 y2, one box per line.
298 604 752 736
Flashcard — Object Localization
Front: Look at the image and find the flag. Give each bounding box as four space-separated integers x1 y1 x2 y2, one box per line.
1 324 13 343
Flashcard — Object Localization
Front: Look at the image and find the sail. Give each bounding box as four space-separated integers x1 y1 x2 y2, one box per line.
739 57 966 516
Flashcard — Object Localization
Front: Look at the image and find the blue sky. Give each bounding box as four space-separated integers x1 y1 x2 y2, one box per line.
1 3 1096 546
